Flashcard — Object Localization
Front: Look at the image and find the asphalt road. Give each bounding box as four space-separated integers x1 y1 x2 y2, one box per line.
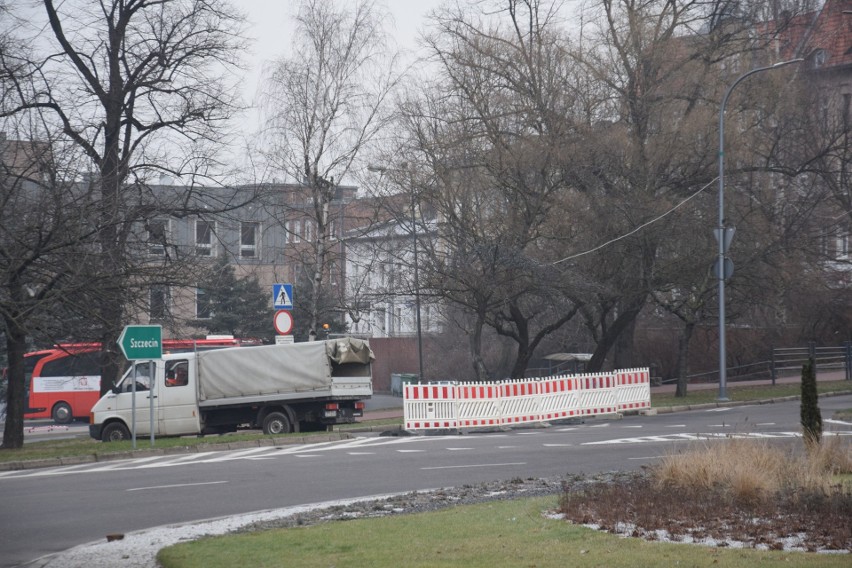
1 394 850 567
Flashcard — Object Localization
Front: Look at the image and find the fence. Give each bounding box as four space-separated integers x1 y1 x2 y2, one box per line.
772 342 852 382
403 368 650 431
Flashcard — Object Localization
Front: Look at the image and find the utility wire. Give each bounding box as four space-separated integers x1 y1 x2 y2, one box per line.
552 177 718 265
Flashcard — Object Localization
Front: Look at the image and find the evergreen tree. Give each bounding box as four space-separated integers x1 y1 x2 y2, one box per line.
193 257 273 342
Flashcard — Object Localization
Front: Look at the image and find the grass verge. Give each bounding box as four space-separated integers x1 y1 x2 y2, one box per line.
650 379 852 407
157 496 850 568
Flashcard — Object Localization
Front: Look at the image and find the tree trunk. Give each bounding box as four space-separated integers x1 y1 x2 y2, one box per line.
588 298 646 372
675 321 695 398
2 314 28 449
800 357 822 447
469 310 489 381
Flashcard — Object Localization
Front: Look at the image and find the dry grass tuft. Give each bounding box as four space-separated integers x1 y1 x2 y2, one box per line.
560 437 852 551
656 437 852 501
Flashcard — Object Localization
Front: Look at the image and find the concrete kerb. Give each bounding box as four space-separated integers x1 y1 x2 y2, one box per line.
3 391 850 472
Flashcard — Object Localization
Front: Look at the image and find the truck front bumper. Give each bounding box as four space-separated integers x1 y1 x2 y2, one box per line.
88 424 103 440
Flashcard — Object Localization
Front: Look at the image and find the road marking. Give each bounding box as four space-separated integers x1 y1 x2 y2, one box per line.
665 424 686 428
497 445 519 449
589 423 610 428
421 462 526 470
397 449 425 453
621 425 643 429
756 423 776 426
127 481 228 492
543 443 572 447
555 427 578 432
825 418 852 426
628 455 666 460
347 452 375 455
446 447 473 451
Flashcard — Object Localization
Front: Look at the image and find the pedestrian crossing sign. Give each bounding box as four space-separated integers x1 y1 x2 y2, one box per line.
272 283 293 309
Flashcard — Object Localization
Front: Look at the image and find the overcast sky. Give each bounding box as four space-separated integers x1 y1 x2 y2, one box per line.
238 0 449 122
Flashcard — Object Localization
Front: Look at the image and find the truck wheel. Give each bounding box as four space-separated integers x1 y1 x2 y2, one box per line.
101 422 131 442
52 402 73 424
262 412 292 435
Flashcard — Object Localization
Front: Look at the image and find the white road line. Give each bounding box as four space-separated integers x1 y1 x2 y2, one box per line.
346 452 375 455
446 447 473 451
621 425 643 429
200 447 272 462
825 418 852 426
127 481 228 492
665 424 686 428
421 462 526 470
628 456 666 460
589 423 610 428
497 445 519 449
756 423 776 426
555 427 578 432
397 449 425 453
543 443 572 447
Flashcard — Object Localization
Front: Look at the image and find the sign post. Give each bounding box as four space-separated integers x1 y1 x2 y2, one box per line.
118 325 162 448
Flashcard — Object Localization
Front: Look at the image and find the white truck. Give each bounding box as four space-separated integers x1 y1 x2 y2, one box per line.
88 337 373 441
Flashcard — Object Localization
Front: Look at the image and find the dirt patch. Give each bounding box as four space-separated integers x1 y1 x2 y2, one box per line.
559 471 852 553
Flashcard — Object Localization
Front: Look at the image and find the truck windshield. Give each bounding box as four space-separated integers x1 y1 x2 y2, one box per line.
117 361 154 392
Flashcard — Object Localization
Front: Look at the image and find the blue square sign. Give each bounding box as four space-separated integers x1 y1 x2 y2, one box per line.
272 283 293 309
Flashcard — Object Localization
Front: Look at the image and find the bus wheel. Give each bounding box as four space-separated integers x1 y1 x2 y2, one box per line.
52 402 73 424
101 422 131 442
262 412 292 435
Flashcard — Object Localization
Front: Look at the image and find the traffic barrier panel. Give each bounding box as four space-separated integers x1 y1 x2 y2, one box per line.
500 380 540 425
455 383 502 428
538 375 581 419
403 383 457 430
615 368 651 411
573 373 619 416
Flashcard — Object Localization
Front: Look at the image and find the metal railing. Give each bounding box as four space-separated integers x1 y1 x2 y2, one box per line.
771 342 852 382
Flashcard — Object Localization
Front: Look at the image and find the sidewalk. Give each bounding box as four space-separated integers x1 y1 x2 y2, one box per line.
650 368 848 394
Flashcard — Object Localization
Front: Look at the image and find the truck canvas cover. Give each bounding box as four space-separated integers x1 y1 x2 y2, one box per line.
196 338 373 402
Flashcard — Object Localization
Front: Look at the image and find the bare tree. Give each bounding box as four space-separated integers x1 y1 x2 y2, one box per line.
257 0 401 341
1 0 247 394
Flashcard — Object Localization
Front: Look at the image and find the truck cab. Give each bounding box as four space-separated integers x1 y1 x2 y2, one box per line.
89 355 200 441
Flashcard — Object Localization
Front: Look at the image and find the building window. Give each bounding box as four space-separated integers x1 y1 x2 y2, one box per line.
240 222 259 258
150 285 170 320
293 220 301 243
305 220 313 243
147 219 168 256
195 220 214 256
196 288 212 319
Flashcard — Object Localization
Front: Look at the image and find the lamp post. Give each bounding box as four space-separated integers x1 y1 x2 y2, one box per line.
717 58 802 401
368 164 424 381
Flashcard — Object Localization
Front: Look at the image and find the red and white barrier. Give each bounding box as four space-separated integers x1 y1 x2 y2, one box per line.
615 368 651 411
403 383 457 430
403 367 651 431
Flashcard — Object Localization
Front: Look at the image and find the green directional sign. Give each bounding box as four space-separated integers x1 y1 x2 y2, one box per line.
118 325 163 360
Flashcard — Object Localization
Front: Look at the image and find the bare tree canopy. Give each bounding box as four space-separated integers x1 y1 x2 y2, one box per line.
257 0 401 341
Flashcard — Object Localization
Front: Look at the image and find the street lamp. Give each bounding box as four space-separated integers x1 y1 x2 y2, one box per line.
717 58 803 401
367 163 424 381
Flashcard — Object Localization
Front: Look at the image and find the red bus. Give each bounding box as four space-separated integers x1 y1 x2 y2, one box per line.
16 337 261 423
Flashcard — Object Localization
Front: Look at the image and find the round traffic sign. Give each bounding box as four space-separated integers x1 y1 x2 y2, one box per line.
273 310 294 335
